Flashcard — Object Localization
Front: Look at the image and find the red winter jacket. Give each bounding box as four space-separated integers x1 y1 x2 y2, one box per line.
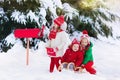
61 48 84 67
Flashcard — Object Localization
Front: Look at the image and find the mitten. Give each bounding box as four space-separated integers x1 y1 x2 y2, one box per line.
46 47 56 56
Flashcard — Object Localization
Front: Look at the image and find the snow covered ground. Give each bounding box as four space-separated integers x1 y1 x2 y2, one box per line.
0 38 120 80
0 0 120 80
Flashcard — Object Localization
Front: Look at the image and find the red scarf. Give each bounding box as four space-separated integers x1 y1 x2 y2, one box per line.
49 29 63 40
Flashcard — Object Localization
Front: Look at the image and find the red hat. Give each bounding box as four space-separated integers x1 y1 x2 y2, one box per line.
54 15 64 27
72 38 80 45
70 38 80 49
80 30 90 42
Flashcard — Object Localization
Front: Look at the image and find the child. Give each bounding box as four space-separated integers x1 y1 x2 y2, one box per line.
79 30 96 74
60 38 83 71
46 15 71 73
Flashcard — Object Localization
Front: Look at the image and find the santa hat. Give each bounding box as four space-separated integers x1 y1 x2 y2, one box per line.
54 15 64 27
80 30 90 42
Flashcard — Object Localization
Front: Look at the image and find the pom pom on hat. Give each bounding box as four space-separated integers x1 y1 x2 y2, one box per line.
61 22 67 31
80 30 90 42
82 30 88 34
54 15 64 27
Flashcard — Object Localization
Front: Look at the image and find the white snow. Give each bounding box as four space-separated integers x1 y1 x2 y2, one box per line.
26 10 37 22
79 15 93 24
11 10 26 25
63 3 79 20
1 0 120 80
0 7 4 15
40 0 62 17
93 40 120 80
4 33 16 45
0 37 120 80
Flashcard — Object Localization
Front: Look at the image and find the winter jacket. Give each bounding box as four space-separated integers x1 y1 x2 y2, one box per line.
61 48 84 67
82 42 94 64
46 31 71 57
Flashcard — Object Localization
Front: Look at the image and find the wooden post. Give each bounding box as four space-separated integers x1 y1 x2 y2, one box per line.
14 28 45 66
26 38 29 65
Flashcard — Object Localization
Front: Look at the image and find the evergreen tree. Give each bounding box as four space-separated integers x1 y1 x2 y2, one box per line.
0 0 120 52
61 0 118 38
0 0 42 52
0 0 41 39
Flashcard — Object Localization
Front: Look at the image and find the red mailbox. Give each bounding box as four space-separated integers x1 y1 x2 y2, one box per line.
14 26 45 65
14 28 40 38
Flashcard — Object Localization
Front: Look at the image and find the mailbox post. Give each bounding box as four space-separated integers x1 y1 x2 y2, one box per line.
26 38 30 65
14 26 45 65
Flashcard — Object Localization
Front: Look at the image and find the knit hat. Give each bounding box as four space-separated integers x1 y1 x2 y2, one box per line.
72 38 80 45
69 38 80 49
80 30 90 42
54 15 64 27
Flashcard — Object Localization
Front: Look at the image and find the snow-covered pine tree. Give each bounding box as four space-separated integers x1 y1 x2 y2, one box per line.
0 0 63 52
0 0 44 52
0 0 120 52
61 0 120 38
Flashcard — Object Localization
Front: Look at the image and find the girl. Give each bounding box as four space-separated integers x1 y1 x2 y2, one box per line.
60 38 84 71
46 15 71 73
79 30 96 74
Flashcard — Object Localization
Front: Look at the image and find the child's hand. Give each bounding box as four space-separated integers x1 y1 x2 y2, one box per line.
79 67 84 73
81 64 85 68
74 67 84 73
74 67 80 71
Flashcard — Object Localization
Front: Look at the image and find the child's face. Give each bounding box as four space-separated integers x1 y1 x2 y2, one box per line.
72 44 79 52
80 38 89 47
53 23 59 30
